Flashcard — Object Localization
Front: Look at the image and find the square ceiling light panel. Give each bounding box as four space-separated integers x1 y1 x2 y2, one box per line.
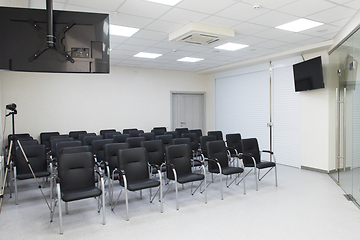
177 57 204 62
110 24 139 37
215 43 249 51
146 0 182 6
275 18 324 32
134 52 163 59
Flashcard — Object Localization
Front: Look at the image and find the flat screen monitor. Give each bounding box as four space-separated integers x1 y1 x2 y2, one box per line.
0 6 109 73
293 56 324 92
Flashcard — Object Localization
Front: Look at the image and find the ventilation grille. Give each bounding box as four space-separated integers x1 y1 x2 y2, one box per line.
181 33 220 45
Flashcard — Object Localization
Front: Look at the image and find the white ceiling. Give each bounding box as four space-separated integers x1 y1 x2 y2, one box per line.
25 0 360 73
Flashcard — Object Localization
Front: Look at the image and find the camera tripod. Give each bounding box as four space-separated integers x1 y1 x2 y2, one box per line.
0 105 51 213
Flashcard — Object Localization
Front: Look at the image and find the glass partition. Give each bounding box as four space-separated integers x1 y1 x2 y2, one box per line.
329 27 360 205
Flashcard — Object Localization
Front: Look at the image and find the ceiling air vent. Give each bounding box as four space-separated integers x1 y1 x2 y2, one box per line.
169 22 234 46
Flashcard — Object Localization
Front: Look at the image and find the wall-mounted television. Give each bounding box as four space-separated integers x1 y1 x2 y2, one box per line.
293 56 324 92
0 6 109 73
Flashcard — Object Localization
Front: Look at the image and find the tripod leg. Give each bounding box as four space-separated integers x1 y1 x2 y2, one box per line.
0 140 13 212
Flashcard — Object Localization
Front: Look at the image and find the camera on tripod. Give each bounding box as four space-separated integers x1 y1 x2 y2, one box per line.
6 103 16 111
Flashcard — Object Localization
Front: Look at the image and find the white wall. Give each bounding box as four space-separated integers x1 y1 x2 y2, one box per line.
0 66 214 142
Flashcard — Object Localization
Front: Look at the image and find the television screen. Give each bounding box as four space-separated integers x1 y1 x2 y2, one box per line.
0 6 109 73
293 56 324 92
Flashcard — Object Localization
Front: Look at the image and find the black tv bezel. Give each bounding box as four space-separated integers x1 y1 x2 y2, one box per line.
293 56 325 92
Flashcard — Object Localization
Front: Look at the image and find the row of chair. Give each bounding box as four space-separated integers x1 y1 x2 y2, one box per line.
7 128 277 235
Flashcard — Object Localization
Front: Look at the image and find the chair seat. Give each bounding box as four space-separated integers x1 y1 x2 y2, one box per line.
177 173 204 184
245 161 275 169
122 178 160 191
62 186 102 202
209 166 243 175
17 171 50 180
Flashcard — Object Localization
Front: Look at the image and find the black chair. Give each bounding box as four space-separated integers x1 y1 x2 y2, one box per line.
112 147 163 221
181 133 200 156
175 127 189 136
155 134 173 153
92 139 114 163
206 140 245 200
126 137 145 148
208 131 223 141
165 131 180 139
172 138 201 170
69 131 87 140
226 133 242 155
139 132 155 141
17 139 39 146
56 141 82 157
104 132 121 139
100 129 117 138
82 135 103 152
13 144 52 205
199 135 216 159
59 146 91 155
129 130 140 137
50 137 74 160
104 143 129 204
122 128 137 134
190 129 202 137
151 127 166 136
113 134 130 143
53 152 105 234
241 138 277 191
8 133 32 147
141 140 166 175
78 132 96 142
40 132 60 150
165 144 206 210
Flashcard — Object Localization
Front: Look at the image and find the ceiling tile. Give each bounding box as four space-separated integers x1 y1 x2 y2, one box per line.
176 0 237 15
241 0 298 10
144 20 183 33
345 0 360 9
200 16 240 28
118 0 172 19
252 28 293 40
276 0 337 17
216 2 270 22
158 8 208 24
66 0 125 12
250 11 298 28
110 13 154 28
233 22 270 36
308 6 357 24
132 29 168 41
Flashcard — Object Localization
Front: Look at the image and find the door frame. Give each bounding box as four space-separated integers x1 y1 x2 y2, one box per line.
170 91 206 131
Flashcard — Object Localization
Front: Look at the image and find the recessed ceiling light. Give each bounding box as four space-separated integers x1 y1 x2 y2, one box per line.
275 18 324 32
110 24 139 37
215 43 249 51
146 0 182 6
134 52 162 59
177 57 204 63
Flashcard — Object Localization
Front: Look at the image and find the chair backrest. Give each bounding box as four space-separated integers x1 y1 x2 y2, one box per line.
129 130 140 137
69 131 87 140
104 143 129 172
151 127 166 136
226 133 242 154
189 129 202 138
206 140 229 170
113 134 130 143
78 133 96 142
100 129 117 138
126 137 145 148
241 138 260 164
104 132 121 139
83 135 104 151
172 138 192 158
40 132 59 148
18 139 39 146
15 144 47 176
181 133 199 151
139 132 155 141
208 131 223 141
155 134 173 152
141 140 164 166
175 128 189 136
59 146 91 155
9 134 33 148
122 128 137 134
58 152 95 192
200 135 216 158
92 139 114 162
118 147 149 182
57 141 82 157
165 131 180 139
50 137 74 158
165 144 192 180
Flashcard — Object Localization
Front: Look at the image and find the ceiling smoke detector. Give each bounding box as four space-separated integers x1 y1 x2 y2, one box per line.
169 22 234 45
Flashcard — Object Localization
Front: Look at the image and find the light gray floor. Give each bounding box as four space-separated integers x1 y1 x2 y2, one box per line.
1 164 360 239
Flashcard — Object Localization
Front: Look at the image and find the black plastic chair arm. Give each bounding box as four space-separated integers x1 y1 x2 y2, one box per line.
165 163 175 169
262 150 274 155
55 176 60 184
150 163 160 171
205 157 219 163
193 159 204 165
